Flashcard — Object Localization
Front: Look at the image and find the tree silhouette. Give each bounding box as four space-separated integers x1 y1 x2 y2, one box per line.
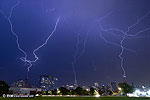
0 81 9 96
118 82 134 95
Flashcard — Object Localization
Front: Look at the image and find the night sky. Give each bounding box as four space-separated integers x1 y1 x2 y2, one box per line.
0 0 150 87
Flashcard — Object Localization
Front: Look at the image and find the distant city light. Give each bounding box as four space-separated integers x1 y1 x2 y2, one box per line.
118 87 122 91
94 90 100 98
127 89 150 97
57 89 60 94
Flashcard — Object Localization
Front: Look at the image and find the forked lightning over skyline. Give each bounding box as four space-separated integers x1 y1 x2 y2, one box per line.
0 0 60 73
97 11 150 79
0 0 150 86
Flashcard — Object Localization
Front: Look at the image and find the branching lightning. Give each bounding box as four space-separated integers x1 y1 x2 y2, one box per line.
71 25 93 86
1 0 150 84
0 0 60 74
71 62 78 86
71 31 80 86
78 25 92 59
97 11 150 79
22 16 60 72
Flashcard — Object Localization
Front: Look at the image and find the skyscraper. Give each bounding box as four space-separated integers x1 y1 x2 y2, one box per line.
39 75 58 91
111 81 118 93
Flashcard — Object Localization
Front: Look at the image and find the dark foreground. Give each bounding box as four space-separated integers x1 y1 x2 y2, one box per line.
0 97 150 100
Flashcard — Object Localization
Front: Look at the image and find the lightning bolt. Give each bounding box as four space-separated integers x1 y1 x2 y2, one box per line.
71 24 93 86
71 13 120 85
71 62 78 86
77 25 92 59
6 0 28 68
71 31 80 86
22 16 60 72
1 0 150 83
0 0 60 74
97 11 150 80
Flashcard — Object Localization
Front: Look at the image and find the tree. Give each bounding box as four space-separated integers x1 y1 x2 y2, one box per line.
52 89 57 95
108 90 113 96
98 89 104 95
0 81 9 96
118 82 134 95
75 87 83 95
42 91 47 95
82 90 89 95
90 87 95 95
70 89 77 95
59 87 70 95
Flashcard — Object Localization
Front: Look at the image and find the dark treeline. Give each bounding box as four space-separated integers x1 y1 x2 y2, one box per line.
0 80 134 96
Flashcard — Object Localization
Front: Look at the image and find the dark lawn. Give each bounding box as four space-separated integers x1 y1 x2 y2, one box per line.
1 97 150 100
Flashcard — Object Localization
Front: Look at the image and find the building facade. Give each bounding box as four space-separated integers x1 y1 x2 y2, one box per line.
39 75 58 91
111 81 118 93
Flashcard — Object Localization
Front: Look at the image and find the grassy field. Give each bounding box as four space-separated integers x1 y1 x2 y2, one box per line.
0 97 150 100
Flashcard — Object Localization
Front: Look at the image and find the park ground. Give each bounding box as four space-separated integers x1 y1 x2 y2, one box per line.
0 97 150 100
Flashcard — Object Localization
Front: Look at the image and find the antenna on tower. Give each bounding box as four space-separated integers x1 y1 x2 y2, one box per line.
123 76 127 83
25 73 29 87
